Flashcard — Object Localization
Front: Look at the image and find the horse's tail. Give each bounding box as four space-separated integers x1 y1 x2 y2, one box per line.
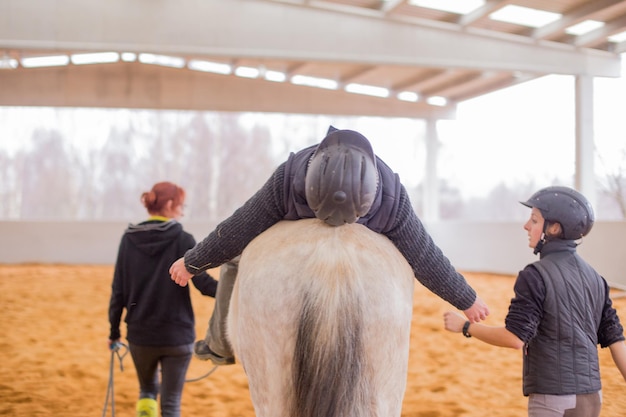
290 256 368 417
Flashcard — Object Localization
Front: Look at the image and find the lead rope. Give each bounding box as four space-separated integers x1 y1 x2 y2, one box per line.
101 342 129 417
185 364 219 383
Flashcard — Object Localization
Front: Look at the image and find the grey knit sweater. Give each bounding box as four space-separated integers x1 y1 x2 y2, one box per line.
185 160 477 310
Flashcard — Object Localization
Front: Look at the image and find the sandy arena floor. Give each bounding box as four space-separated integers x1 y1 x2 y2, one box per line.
0 264 624 417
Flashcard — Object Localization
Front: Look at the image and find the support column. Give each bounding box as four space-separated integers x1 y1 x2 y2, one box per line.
575 75 596 208
423 118 440 222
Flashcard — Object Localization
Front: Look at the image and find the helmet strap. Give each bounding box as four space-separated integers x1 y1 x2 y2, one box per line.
533 236 545 255
533 222 549 255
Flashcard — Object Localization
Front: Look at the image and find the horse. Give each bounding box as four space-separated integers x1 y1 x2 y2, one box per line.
227 218 415 417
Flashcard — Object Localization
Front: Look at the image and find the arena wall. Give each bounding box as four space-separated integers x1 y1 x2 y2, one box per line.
425 221 626 290
1 221 624 290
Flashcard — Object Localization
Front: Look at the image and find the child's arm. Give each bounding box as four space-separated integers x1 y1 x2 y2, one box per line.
443 311 524 349
609 340 626 382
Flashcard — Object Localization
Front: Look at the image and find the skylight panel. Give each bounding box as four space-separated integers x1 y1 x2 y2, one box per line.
264 70 286 82
490 5 561 28
426 96 447 106
21 55 70 68
121 53 137 62
188 59 232 75
345 83 389 98
397 91 419 102
291 75 338 90
234 66 259 78
0 56 18 69
138 53 185 68
565 20 604 36
71 52 119 65
409 0 485 15
608 31 626 43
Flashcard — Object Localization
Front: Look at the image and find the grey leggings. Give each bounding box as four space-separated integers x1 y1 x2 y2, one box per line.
128 342 193 417
204 256 239 358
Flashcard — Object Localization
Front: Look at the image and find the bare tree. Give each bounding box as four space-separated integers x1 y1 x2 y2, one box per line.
598 148 626 219
19 129 80 219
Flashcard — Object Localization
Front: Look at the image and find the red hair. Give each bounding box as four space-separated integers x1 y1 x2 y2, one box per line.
141 182 186 215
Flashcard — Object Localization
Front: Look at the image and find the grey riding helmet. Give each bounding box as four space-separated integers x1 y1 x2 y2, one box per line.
305 129 379 227
520 186 595 239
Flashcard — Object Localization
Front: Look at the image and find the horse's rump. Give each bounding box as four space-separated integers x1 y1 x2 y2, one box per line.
228 219 414 417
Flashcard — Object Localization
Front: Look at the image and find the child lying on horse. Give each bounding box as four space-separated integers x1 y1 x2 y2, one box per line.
169 126 490 365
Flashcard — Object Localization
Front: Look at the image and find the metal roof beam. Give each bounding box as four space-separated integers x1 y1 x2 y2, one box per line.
0 62 456 118
457 0 509 27
0 0 620 78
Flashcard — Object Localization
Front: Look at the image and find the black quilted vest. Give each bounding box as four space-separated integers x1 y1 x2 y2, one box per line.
523 241 604 396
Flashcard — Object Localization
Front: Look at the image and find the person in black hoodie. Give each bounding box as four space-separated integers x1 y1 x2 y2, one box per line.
108 181 218 417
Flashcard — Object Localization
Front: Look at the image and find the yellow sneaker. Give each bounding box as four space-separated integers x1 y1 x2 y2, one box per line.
136 398 158 417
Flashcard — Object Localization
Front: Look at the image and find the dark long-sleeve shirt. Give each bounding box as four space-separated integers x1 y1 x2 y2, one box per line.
185 155 477 311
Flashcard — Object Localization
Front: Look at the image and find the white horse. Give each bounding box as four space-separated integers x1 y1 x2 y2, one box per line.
227 218 415 417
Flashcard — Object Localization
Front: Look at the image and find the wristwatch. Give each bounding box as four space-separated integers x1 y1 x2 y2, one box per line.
462 321 472 338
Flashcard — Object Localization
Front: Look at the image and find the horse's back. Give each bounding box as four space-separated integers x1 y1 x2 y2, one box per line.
228 219 414 417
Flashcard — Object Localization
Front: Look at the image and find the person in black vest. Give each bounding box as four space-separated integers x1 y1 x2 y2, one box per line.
444 186 626 417
108 182 218 417
170 127 490 366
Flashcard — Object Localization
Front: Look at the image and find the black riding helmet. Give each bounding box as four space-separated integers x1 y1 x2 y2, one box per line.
305 128 379 227
520 186 595 240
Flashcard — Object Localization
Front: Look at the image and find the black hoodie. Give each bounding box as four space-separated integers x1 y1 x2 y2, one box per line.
108 219 217 346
